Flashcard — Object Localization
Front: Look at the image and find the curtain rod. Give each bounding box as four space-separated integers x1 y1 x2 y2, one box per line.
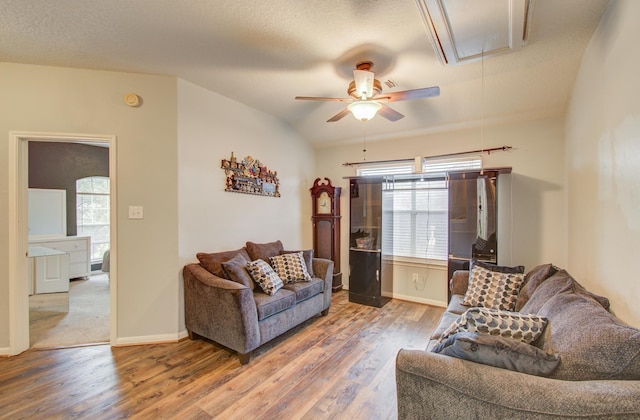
342 145 512 167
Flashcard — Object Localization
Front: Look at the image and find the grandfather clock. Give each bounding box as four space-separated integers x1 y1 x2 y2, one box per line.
310 177 342 291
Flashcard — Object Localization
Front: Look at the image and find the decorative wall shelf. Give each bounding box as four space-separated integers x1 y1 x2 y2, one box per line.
221 153 280 197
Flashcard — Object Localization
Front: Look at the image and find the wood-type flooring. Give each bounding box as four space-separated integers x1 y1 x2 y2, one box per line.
0 290 444 419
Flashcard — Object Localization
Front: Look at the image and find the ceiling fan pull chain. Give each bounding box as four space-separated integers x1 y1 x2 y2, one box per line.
481 47 485 151
362 120 367 161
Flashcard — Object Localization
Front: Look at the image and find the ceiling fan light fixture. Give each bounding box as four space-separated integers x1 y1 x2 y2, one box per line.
353 69 375 99
348 100 382 121
296 59 439 123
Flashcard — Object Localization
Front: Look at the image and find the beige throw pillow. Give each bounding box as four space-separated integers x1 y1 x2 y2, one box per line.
246 259 283 295
269 252 312 284
463 262 525 311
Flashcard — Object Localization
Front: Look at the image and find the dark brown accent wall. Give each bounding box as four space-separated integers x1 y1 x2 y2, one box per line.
29 142 109 237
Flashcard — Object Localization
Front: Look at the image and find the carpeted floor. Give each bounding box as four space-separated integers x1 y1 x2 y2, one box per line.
29 274 110 349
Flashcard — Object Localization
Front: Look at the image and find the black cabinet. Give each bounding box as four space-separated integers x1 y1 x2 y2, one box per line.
348 177 392 308
349 249 389 307
447 169 509 300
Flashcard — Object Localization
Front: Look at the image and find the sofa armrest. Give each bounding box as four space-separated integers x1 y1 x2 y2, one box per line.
449 270 469 296
183 264 260 354
312 258 334 311
396 349 640 419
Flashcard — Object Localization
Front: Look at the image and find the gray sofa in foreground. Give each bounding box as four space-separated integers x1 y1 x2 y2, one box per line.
396 264 640 419
184 241 333 364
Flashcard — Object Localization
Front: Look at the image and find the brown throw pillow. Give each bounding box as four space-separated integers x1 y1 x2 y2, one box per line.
246 240 284 262
515 264 558 312
197 248 251 278
221 253 254 290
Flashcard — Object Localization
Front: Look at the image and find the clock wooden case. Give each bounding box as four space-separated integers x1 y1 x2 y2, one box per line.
310 177 342 291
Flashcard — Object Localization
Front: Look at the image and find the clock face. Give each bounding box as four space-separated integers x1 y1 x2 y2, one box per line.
317 191 332 214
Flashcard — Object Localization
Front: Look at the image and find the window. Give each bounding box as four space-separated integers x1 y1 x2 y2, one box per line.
76 176 110 263
383 178 448 261
358 157 482 262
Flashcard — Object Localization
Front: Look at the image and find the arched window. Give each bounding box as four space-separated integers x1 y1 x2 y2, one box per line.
76 176 110 263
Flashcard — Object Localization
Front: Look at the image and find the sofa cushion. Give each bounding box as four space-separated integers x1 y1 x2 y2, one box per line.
430 311 462 342
269 251 312 283
280 249 314 277
436 307 548 348
536 292 640 381
221 253 254 290
514 263 557 312
246 259 284 295
433 331 560 377
283 277 324 303
197 248 251 278
253 288 296 321
445 294 468 316
462 261 525 311
519 269 610 315
246 240 284 262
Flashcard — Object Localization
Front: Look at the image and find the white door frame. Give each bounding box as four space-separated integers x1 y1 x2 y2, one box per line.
8 131 118 355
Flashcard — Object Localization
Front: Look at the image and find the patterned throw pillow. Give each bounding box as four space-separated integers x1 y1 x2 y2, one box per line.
269 252 312 284
434 307 548 348
280 249 314 277
462 262 525 310
246 259 283 295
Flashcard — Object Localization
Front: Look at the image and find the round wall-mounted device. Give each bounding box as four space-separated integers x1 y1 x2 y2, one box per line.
124 93 141 107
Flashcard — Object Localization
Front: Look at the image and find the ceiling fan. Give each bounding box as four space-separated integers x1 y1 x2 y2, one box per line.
295 61 440 122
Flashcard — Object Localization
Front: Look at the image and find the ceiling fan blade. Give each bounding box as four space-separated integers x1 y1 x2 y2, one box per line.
376 86 440 103
295 96 353 102
327 108 351 122
353 69 374 99
378 104 405 122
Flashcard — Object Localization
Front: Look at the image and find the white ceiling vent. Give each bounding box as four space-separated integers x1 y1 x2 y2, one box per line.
415 0 535 65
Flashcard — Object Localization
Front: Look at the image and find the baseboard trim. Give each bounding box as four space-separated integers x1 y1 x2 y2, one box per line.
342 287 446 308
114 331 188 347
0 347 11 357
381 292 447 308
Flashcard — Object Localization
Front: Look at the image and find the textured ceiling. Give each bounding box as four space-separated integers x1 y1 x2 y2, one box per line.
0 0 610 146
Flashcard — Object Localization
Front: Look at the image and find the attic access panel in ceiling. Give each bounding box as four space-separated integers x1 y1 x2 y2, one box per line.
416 0 534 65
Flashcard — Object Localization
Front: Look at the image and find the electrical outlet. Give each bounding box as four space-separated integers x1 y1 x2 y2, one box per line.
412 273 419 282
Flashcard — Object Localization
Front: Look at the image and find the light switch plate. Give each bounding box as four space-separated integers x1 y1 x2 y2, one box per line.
128 205 144 219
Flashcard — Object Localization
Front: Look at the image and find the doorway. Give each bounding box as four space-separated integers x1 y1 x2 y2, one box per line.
8 131 118 355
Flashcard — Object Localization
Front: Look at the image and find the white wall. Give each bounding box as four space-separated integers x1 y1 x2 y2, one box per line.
0 64 317 350
316 116 566 306
565 0 640 327
177 79 316 330
0 63 179 348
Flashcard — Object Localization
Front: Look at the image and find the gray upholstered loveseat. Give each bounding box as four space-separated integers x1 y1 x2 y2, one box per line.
184 240 333 364
396 263 640 419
